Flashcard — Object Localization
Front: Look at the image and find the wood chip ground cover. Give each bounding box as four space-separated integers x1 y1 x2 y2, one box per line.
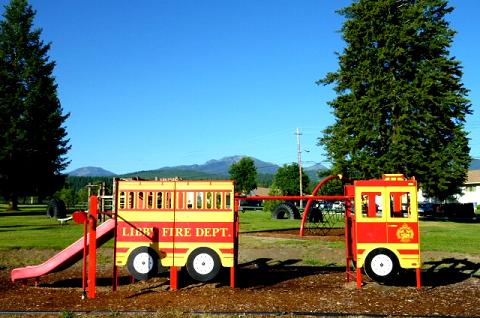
0 231 479 317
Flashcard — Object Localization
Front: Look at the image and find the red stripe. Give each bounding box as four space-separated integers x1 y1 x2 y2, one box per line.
117 221 234 228
119 208 232 212
116 221 235 243
117 247 232 256
161 248 188 254
398 249 420 255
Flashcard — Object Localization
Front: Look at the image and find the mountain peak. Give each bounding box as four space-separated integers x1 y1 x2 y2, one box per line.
165 156 279 175
205 155 244 165
68 166 117 177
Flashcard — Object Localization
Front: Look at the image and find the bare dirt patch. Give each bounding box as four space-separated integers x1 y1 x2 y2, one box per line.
0 231 479 317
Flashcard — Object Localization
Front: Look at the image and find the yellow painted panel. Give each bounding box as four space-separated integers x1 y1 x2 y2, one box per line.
116 242 173 249
175 181 233 191
221 257 234 267
117 180 234 192
117 211 175 222
161 259 174 267
399 258 421 269
357 243 420 250
116 254 127 266
116 211 234 222
174 211 234 222
356 243 421 269
118 181 176 191
173 242 234 249
116 242 233 250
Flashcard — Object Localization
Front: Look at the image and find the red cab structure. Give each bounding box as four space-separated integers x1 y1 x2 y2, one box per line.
343 174 421 287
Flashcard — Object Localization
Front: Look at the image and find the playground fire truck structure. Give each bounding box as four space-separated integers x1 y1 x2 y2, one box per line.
11 174 421 299
113 178 237 290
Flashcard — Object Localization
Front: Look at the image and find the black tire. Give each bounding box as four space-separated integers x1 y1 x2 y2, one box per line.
127 246 159 281
46 199 56 217
307 207 323 223
186 247 221 282
271 203 300 219
364 248 400 283
55 199 67 218
47 199 67 218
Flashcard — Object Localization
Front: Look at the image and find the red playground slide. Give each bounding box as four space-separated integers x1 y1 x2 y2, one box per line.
11 218 115 282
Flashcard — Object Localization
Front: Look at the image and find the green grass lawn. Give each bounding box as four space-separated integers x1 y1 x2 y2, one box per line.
239 210 301 232
420 220 480 255
0 213 85 249
1 205 479 257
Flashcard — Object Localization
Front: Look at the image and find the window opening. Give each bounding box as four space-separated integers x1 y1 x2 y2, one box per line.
157 192 163 209
147 192 153 209
165 192 172 209
138 192 144 209
187 192 194 209
390 192 411 218
119 192 125 209
225 193 231 209
216 193 222 209
361 192 382 218
177 192 184 209
197 192 204 209
128 192 134 209
206 192 213 209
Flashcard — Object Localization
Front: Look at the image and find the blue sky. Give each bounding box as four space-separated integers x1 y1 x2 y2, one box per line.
1 0 479 174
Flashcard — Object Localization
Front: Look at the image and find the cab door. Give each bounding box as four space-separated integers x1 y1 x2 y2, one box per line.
354 188 387 244
385 188 420 269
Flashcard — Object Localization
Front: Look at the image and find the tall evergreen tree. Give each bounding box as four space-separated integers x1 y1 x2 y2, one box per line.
318 0 471 201
229 157 257 194
0 0 70 210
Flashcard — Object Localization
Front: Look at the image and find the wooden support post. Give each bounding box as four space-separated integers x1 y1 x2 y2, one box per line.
416 268 422 289
82 218 88 295
87 196 98 299
230 266 235 288
112 266 119 292
170 267 178 290
356 267 362 288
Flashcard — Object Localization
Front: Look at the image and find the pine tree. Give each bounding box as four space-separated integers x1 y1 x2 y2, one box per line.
318 0 471 201
0 0 70 210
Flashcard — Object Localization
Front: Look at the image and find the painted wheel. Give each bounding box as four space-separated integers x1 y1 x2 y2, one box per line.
186 247 221 282
364 248 399 283
127 247 159 281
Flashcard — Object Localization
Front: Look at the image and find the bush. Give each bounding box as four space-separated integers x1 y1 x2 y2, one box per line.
263 187 282 212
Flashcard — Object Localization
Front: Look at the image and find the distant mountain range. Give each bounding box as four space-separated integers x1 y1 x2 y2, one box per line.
68 157 480 181
67 155 328 179
470 159 480 170
153 156 280 175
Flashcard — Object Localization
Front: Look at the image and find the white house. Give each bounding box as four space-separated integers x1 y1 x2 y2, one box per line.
455 170 480 208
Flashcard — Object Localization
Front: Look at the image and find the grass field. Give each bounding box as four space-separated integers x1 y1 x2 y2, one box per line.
0 204 479 257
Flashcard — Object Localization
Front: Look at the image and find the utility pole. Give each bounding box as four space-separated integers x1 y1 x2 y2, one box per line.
296 128 303 209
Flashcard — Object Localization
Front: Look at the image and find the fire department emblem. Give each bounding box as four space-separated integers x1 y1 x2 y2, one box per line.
396 224 414 243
